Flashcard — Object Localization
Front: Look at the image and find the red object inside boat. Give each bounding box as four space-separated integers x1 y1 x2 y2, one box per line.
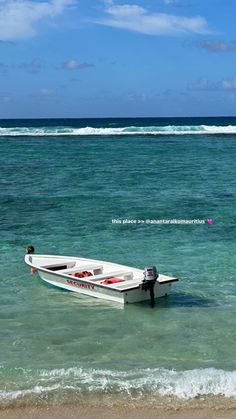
70 271 92 278
101 277 124 285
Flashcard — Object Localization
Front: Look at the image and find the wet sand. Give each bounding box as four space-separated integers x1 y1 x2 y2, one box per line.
1 405 236 419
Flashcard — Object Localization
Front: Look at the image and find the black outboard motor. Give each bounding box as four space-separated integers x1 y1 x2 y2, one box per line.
142 266 159 307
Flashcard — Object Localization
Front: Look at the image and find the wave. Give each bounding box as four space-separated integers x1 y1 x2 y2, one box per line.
1 124 236 137
1 367 236 401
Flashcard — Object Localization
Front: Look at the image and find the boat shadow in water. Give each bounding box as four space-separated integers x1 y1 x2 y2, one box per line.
150 292 214 309
39 278 213 309
47 285 213 309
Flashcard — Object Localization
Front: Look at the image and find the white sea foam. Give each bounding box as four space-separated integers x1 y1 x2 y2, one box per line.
1 367 235 401
1 125 236 137
0 384 61 401
39 367 236 399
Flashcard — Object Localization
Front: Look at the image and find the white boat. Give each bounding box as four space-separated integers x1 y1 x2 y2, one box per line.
24 254 178 305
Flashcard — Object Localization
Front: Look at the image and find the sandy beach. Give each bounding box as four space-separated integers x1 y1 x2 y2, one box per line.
1 404 236 419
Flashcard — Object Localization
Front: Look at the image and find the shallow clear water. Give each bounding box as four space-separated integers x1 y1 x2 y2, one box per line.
0 117 236 406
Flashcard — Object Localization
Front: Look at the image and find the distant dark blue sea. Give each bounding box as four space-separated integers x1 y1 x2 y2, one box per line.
0 117 236 408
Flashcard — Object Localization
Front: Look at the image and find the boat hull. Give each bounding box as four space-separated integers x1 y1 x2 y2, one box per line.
25 254 177 304
37 269 172 303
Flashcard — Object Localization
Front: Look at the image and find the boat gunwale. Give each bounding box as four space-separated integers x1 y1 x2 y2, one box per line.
24 254 178 293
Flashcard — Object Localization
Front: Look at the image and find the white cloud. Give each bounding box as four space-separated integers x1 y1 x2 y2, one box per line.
189 77 236 91
40 88 55 96
0 62 8 74
64 60 80 70
99 3 209 35
162 0 191 7
0 0 75 41
0 94 12 103
188 78 211 90
19 59 42 74
63 59 95 70
194 40 236 53
221 78 236 90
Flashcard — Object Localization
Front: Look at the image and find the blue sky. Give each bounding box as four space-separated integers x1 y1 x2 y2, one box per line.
0 0 236 118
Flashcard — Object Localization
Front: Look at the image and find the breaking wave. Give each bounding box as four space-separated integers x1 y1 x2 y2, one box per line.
1 124 236 137
1 367 236 402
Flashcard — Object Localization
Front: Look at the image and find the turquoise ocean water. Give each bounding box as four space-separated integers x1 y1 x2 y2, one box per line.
0 117 236 407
